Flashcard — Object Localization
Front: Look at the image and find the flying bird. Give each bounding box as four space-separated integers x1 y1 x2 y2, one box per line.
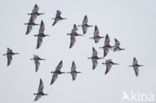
67 24 83 48
30 55 45 72
25 15 39 35
102 59 119 75
88 47 103 70
34 20 50 49
78 15 93 34
67 61 81 81
52 10 66 26
129 57 143 76
50 60 65 85
28 4 45 16
113 38 125 52
3 48 19 66
99 34 113 57
34 79 48 101
90 25 105 43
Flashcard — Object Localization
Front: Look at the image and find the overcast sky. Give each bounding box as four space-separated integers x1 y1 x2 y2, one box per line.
0 0 156 103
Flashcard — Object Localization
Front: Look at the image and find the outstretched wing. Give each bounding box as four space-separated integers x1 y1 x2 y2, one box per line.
83 15 88 24
133 57 138 65
56 10 61 17
104 34 110 46
92 59 97 70
7 55 12 66
71 73 77 81
55 60 63 71
39 20 45 34
71 24 78 33
26 25 32 35
36 37 43 49
92 47 97 57
29 15 37 23
34 95 41 101
52 19 58 26
35 60 40 72
69 36 76 48
134 67 139 76
38 79 44 92
94 38 100 43
82 26 87 34
32 4 39 13
50 73 58 85
103 47 109 57
114 38 120 48
94 25 99 37
71 61 76 71
105 63 112 74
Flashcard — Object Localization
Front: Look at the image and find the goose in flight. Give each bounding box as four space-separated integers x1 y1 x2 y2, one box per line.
52 10 66 26
88 47 103 70
67 24 83 48
28 4 44 16
25 15 39 35
102 59 119 75
3 48 19 66
34 79 48 101
113 38 125 52
50 60 65 85
34 20 50 49
99 34 113 57
67 61 81 81
90 25 105 43
30 55 45 72
129 57 143 76
78 15 93 34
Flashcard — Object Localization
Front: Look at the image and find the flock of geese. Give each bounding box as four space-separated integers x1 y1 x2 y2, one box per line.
2 4 144 101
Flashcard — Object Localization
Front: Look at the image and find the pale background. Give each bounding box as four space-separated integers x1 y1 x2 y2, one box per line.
0 0 156 103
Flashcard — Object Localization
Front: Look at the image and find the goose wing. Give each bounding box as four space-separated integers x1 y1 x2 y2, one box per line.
29 15 37 23
133 57 138 65
94 25 99 37
50 73 58 85
39 20 45 34
71 73 77 81
71 61 76 71
32 4 39 13
92 59 97 70
26 25 32 35
34 95 41 101
134 66 139 76
71 24 78 33
38 79 44 92
82 25 87 34
36 37 43 49
95 38 100 43
55 60 63 71
35 60 40 72
52 18 58 26
114 38 120 48
103 47 109 57
83 15 88 24
92 47 97 56
105 63 112 74
104 34 110 46
56 10 61 17
7 55 12 66
69 36 76 48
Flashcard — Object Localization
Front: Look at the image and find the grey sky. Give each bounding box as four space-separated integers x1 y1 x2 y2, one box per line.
0 0 156 103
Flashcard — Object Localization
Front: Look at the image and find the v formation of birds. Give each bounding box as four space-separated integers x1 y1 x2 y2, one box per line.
2 4 144 101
